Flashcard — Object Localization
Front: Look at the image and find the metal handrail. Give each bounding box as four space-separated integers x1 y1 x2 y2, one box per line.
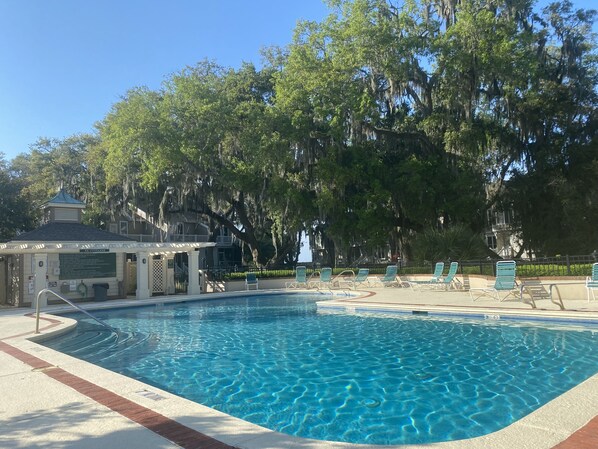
35 289 117 334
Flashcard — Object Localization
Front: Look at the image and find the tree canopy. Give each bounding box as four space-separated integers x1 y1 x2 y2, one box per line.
0 154 36 241
5 0 598 263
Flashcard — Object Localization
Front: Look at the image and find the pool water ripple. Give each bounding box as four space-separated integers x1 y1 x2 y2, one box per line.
42 294 598 445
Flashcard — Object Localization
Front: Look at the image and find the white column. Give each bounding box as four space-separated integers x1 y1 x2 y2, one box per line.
136 252 151 299
188 250 201 295
33 253 48 308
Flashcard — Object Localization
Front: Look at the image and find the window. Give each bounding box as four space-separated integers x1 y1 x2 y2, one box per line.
486 234 497 250
119 221 128 235
54 208 78 222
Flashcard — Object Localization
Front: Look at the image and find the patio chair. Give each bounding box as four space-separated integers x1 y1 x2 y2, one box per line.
245 272 259 290
285 266 309 289
351 268 371 289
410 262 444 290
470 261 518 302
436 262 461 290
369 265 400 287
586 263 598 302
334 268 370 290
308 267 333 289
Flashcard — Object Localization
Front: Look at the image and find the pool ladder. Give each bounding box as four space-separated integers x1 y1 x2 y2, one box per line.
35 288 117 334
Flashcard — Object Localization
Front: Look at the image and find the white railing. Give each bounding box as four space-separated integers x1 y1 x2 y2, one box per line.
35 289 117 334
126 233 158 242
169 234 210 243
120 233 233 245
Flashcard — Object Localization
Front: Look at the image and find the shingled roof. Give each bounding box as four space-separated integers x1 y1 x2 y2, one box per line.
11 222 135 242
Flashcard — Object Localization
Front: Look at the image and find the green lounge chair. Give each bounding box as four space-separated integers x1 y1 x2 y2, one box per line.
245 272 258 290
371 265 401 287
335 268 370 290
470 261 518 301
436 262 460 290
350 268 370 289
410 262 444 290
586 263 598 302
285 266 309 289
309 267 333 289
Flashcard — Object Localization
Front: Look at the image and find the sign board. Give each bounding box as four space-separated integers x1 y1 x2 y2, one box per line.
59 253 117 280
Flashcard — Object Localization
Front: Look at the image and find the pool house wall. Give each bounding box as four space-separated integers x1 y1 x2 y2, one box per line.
20 252 127 307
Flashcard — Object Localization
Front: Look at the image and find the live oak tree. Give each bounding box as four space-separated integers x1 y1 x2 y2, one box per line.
99 62 306 266
501 1 598 255
274 0 597 260
0 154 36 241
275 0 491 261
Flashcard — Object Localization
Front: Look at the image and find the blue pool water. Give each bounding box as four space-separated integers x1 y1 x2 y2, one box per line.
42 294 598 445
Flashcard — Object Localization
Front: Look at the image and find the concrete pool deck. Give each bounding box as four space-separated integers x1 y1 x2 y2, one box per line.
2 287 598 449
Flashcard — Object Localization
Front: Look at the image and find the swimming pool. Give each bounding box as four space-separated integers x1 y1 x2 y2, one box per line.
42 293 598 445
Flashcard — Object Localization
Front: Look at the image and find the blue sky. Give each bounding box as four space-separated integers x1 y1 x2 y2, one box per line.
0 0 596 162
0 0 329 161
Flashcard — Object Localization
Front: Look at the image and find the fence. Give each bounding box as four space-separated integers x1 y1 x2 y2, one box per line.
388 254 597 278
452 254 596 277
215 254 598 280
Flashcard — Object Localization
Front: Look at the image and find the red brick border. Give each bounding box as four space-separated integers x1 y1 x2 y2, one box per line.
552 416 598 449
0 340 237 449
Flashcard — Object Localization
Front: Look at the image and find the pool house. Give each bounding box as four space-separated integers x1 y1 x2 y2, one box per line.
0 189 215 308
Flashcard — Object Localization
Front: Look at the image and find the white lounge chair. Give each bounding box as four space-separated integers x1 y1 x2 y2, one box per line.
586 263 598 302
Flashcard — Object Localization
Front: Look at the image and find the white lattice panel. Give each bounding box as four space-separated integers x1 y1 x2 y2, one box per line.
152 258 165 293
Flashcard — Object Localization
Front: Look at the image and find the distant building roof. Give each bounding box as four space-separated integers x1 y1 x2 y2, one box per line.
43 189 85 209
11 222 135 242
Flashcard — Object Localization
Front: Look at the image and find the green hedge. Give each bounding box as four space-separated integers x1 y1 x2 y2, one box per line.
224 267 389 281
223 263 593 281
460 263 592 277
516 263 592 277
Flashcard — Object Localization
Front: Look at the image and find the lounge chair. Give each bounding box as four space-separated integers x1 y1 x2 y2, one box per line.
308 267 333 289
586 263 598 302
470 261 518 301
245 272 258 290
410 262 444 289
436 262 460 290
285 266 309 289
352 268 371 289
370 265 405 287
334 268 370 290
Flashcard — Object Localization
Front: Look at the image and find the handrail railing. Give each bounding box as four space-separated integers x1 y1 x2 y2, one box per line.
35 289 117 334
